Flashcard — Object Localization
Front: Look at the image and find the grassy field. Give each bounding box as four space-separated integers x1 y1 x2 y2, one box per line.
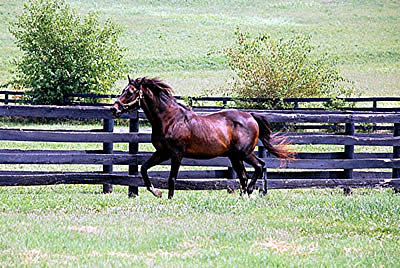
0 0 399 96
1 0 400 266
1 186 399 266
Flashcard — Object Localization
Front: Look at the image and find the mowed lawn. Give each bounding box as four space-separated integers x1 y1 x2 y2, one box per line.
0 0 399 96
0 186 399 266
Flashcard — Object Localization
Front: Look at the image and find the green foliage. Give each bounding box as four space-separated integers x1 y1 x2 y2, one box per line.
223 30 357 109
9 0 127 104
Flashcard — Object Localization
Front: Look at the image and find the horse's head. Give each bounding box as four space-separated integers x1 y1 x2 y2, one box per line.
111 75 143 117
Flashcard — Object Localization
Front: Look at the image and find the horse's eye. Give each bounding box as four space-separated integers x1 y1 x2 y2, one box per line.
126 89 133 96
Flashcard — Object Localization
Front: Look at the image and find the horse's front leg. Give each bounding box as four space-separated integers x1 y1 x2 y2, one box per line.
141 150 170 198
168 154 182 199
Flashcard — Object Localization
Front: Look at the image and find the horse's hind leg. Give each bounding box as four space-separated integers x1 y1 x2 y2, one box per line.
141 150 170 198
261 167 267 196
228 157 248 195
244 153 265 195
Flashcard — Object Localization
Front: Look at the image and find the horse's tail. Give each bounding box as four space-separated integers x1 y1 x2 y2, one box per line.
251 113 295 164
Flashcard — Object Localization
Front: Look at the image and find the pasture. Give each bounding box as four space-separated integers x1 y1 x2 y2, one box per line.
1 0 400 266
0 0 399 96
1 178 400 266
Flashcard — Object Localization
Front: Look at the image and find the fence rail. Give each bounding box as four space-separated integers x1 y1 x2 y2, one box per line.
1 90 400 112
0 104 399 195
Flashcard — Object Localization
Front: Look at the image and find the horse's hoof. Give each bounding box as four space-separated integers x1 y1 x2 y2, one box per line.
249 193 257 200
227 187 235 194
259 188 267 196
154 189 162 198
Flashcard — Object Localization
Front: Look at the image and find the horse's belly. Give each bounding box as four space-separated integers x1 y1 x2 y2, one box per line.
183 150 225 159
184 139 229 159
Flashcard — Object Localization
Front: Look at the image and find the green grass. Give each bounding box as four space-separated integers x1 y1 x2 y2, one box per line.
0 186 399 266
1 1 400 264
1 0 399 96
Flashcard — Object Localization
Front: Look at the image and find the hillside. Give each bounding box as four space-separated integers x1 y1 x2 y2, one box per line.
0 0 399 96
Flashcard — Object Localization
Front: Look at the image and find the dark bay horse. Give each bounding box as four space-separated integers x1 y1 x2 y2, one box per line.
111 76 294 199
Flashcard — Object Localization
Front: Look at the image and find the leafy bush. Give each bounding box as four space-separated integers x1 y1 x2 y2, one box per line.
222 30 356 109
9 0 127 104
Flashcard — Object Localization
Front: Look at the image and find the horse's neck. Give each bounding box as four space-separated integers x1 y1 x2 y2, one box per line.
142 94 188 134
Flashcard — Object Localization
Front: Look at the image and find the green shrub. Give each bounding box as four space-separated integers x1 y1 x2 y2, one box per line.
9 0 127 105
222 29 356 109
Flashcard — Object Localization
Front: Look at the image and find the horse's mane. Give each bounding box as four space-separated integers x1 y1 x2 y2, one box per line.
139 77 191 110
140 77 175 100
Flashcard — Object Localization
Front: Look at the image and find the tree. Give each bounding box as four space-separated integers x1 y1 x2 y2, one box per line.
222 30 356 109
9 0 127 104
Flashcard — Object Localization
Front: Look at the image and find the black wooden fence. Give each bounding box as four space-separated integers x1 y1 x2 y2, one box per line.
2 90 400 112
0 105 399 195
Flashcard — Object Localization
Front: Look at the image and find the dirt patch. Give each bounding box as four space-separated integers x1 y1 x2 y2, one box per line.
252 238 306 256
146 245 201 260
21 249 78 265
68 225 99 234
344 247 363 256
108 251 139 259
21 249 47 265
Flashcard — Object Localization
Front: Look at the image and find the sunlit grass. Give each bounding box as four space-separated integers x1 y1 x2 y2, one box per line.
0 186 399 266
1 0 399 96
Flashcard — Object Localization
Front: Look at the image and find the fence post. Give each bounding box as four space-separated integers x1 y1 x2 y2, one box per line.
372 98 377 112
102 118 114 194
258 145 267 195
393 123 400 193
4 91 9 105
223 99 228 109
128 112 139 197
343 122 354 195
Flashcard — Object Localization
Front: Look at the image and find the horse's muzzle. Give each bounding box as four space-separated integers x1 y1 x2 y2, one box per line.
110 104 122 118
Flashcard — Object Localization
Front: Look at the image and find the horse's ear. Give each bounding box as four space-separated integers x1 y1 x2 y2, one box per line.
127 75 132 83
136 77 144 86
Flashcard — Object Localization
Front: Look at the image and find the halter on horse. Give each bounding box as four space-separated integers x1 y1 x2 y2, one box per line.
111 76 294 199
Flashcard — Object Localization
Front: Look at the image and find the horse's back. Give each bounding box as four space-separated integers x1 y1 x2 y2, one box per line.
202 109 258 131
183 109 259 158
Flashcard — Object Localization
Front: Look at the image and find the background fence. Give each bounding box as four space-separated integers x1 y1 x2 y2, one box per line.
0 104 399 195
2 90 400 112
